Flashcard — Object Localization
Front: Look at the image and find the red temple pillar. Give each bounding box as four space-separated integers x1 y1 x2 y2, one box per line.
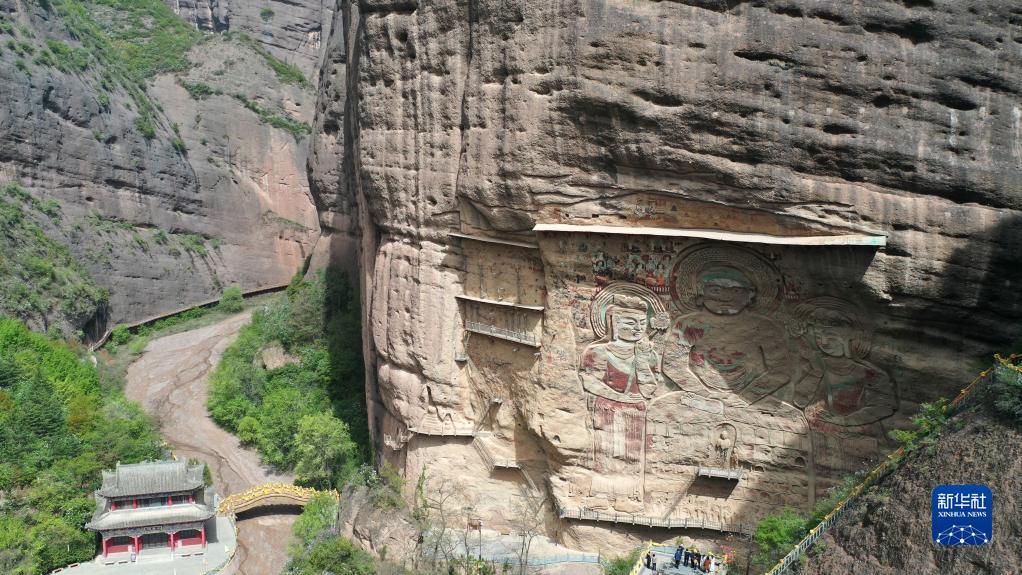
102 537 108 557
168 495 173 506
169 532 176 550
201 526 206 548
132 499 138 509
134 536 141 553
188 494 194 504
111 501 117 511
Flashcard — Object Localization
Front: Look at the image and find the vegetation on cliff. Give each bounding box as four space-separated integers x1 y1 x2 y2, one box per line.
207 269 367 489
0 183 108 336
0 319 162 575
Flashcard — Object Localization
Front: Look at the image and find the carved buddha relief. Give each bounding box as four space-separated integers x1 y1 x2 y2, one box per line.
662 245 792 404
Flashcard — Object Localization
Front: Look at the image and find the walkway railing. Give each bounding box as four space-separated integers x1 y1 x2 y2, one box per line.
559 507 752 534
464 321 538 347
763 354 1022 575
89 281 290 350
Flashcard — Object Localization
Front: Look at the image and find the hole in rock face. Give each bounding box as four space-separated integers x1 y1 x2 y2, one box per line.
822 122 858 135
872 94 895 108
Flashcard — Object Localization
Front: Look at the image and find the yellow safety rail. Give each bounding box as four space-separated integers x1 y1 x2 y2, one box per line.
217 482 338 515
763 354 1022 575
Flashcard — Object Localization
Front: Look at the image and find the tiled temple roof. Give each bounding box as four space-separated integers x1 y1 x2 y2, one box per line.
86 503 214 531
96 460 205 498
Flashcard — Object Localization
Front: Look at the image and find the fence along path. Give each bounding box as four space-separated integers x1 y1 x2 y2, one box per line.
763 354 1022 575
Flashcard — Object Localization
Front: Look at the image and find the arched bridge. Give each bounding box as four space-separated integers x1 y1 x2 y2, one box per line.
217 483 338 515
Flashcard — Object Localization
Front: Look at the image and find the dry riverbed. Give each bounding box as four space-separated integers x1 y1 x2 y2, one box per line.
124 311 296 575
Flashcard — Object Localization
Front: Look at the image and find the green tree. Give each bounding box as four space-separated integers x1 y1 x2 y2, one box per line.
753 508 807 567
294 413 356 489
236 415 262 445
289 492 338 553
15 372 65 439
28 514 94 573
603 548 641 575
293 535 374 575
218 285 244 313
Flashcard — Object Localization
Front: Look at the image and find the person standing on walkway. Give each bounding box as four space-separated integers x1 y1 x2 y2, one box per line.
645 551 653 570
674 545 684 568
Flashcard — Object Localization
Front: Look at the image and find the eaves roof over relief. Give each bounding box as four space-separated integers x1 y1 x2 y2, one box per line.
532 223 887 247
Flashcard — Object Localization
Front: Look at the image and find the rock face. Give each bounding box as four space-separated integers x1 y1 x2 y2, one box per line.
309 0 1022 551
802 404 1022 575
0 0 329 334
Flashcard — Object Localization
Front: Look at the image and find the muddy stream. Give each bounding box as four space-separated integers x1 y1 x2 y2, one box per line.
124 312 295 575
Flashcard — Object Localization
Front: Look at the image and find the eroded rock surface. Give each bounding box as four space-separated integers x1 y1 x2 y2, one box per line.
309 0 1022 551
0 0 326 334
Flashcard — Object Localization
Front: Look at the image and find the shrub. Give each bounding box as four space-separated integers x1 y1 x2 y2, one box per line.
218 285 244 313
753 508 807 567
170 136 186 152
180 80 218 100
603 547 641 575
109 325 131 346
236 415 261 445
260 7 274 21
135 115 156 139
987 363 1022 422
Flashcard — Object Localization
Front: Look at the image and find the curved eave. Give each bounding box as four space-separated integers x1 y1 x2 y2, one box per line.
532 223 887 247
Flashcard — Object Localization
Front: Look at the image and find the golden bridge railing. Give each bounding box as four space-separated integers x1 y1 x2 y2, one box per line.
217 482 338 515
763 354 1022 575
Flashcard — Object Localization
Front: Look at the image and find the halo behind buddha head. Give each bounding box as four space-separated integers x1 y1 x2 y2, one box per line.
670 244 781 312
590 282 670 340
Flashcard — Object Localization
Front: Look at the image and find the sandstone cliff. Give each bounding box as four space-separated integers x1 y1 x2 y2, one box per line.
0 0 328 335
309 0 1022 552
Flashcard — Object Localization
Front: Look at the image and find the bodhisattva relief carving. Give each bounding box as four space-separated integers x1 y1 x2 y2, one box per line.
578 284 670 507
563 239 899 521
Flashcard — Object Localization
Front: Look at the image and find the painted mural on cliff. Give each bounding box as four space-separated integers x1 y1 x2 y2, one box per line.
549 235 899 525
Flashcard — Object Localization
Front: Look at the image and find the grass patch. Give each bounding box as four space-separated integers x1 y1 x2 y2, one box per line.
232 94 310 139
230 32 310 88
179 80 220 100
48 0 202 138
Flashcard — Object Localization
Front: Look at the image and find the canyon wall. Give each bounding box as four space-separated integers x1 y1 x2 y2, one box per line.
310 0 1022 551
0 0 330 334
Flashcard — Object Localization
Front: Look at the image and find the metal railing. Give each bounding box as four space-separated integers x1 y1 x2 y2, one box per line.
473 436 520 470
464 321 538 347
764 355 1022 575
559 507 752 534
697 467 744 481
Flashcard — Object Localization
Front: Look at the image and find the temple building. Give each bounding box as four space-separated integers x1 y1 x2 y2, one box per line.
86 460 215 557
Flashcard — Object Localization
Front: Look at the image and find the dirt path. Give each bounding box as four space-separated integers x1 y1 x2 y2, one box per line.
125 311 296 575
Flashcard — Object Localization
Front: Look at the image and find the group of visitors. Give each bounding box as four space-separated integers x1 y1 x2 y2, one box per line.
673 544 725 573
643 544 727 574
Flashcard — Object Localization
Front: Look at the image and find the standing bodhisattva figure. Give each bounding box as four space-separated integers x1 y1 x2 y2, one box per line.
578 293 660 504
